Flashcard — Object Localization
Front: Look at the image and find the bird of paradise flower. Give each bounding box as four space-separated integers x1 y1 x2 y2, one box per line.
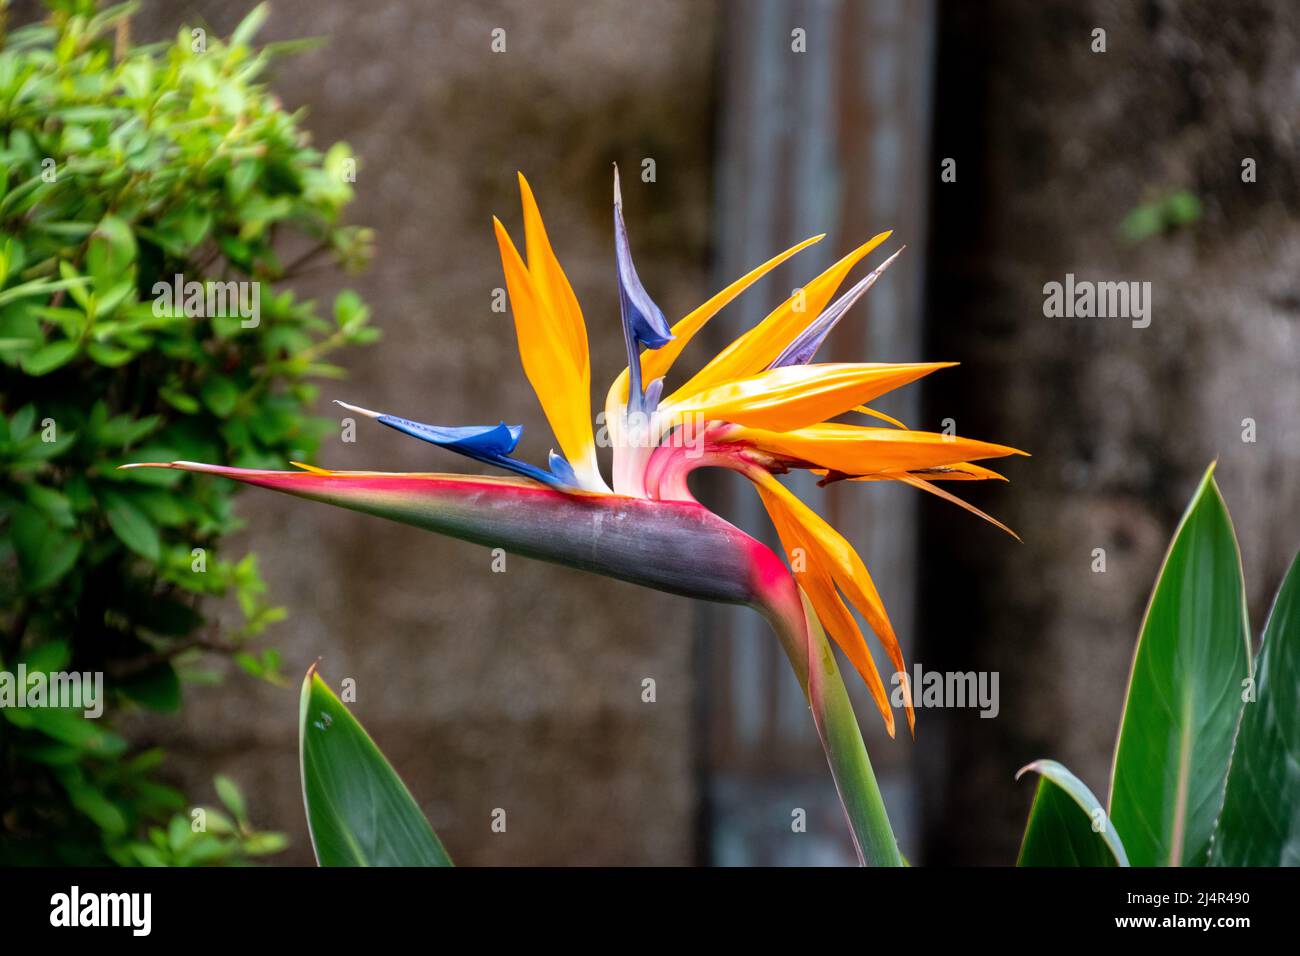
126 170 1024 865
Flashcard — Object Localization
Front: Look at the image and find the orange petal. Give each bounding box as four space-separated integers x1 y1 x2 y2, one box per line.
517 173 589 377
749 468 913 735
849 462 1007 482
493 217 604 488
885 473 1020 540
852 405 909 429
664 362 951 433
670 231 892 401
735 423 1027 476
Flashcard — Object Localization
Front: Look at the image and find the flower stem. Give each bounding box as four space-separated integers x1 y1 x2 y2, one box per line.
758 576 904 866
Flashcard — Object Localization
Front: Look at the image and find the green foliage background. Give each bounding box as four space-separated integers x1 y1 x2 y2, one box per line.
0 1 376 864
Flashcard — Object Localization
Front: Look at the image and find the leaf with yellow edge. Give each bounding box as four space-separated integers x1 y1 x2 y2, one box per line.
750 468 913 736
737 423 1026 477
664 362 951 434
671 231 892 400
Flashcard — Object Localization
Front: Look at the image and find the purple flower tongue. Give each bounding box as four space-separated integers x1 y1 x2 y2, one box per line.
614 166 674 412
769 246 904 369
614 166 674 352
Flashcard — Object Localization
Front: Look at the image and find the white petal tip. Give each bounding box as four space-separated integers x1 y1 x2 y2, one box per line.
334 400 383 419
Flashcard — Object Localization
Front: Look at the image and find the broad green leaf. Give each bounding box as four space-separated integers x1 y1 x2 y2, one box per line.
1210 550 1300 865
1017 759 1129 866
299 667 452 867
102 491 161 561
1109 464 1251 866
11 505 82 590
21 339 79 376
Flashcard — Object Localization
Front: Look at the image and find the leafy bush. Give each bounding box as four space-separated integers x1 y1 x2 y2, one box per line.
0 1 376 864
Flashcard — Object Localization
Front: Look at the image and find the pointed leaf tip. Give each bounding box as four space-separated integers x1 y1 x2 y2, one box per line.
300 669 452 867
1017 759 1130 867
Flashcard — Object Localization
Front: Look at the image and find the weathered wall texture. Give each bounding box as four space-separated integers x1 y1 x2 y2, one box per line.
123 0 719 865
921 0 1300 864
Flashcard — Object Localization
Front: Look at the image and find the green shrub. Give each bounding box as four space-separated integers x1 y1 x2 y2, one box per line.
0 1 376 864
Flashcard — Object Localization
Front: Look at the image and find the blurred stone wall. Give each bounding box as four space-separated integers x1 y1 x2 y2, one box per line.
117 0 719 865
920 0 1300 864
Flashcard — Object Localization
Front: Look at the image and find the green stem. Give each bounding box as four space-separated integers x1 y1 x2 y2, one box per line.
758 581 903 866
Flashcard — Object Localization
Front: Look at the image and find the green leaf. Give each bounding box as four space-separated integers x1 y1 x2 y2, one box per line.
1210 550 1300 865
9 404 36 442
0 276 91 308
87 213 137 293
299 666 452 867
58 262 93 311
200 376 241 418
159 386 201 414
21 339 79 376
1017 759 1129 866
231 3 271 47
86 341 136 366
119 663 181 712
102 491 161 561
22 639 72 674
24 483 74 528
60 773 128 836
4 707 125 757
11 506 82 590
1108 464 1252 866
214 774 248 825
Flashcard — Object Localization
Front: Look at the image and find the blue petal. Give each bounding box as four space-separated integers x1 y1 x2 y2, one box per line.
768 246 904 369
642 376 665 413
378 416 522 458
614 168 674 351
547 451 579 486
372 414 567 488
